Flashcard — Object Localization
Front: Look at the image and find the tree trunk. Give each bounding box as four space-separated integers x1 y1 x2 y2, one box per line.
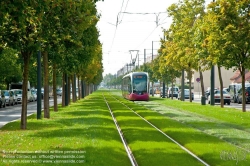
53 63 58 112
20 51 31 130
62 73 65 107
78 76 81 100
43 51 50 118
189 70 192 102
241 67 246 112
86 84 89 96
73 74 77 102
199 68 205 97
71 75 75 102
82 80 85 98
90 84 93 94
152 82 154 97
68 76 71 104
218 66 224 108
171 81 174 100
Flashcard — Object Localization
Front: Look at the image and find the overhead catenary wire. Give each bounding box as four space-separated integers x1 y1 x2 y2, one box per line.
135 26 159 49
108 10 169 55
108 0 130 64
117 0 130 25
117 11 168 26
104 2 170 71
115 11 169 50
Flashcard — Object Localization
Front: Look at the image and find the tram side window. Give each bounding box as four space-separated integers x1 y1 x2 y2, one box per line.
128 77 132 93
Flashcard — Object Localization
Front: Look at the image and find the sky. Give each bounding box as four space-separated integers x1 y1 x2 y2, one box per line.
96 0 211 76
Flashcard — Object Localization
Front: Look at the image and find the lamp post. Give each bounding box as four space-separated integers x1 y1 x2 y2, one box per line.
210 0 215 106
37 47 41 119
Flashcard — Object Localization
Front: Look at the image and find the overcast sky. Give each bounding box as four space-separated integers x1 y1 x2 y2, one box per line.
96 0 211 76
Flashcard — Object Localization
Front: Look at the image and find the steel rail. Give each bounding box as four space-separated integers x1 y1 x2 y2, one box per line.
111 95 210 166
103 94 138 166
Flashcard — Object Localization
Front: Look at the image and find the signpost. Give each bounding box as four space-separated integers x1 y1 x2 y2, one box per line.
196 78 200 98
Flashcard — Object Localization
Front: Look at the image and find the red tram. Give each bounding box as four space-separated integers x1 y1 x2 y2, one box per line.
122 72 149 101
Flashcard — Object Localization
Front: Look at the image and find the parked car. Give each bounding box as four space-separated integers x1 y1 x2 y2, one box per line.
178 89 194 100
10 89 19 105
31 90 37 101
154 87 161 94
160 87 168 97
237 87 250 104
167 87 179 98
41 88 44 99
0 90 6 108
3 90 15 106
149 88 155 95
205 87 218 99
15 89 23 104
207 90 231 105
56 89 62 96
27 90 35 102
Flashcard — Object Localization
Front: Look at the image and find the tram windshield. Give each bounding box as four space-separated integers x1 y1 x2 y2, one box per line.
133 75 147 93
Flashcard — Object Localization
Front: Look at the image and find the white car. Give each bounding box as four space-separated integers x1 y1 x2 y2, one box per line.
27 90 35 102
178 89 194 100
10 89 21 105
208 90 231 105
4 90 15 106
14 89 23 104
167 87 179 98
31 90 37 101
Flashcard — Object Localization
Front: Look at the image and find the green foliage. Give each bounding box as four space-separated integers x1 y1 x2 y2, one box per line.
166 0 205 72
138 63 157 82
102 74 123 88
204 0 250 70
0 1 41 51
0 47 22 87
0 0 104 128
203 0 250 111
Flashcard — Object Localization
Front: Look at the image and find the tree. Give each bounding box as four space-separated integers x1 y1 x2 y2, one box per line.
204 0 250 111
0 48 22 88
167 0 206 102
0 1 43 129
0 0 103 128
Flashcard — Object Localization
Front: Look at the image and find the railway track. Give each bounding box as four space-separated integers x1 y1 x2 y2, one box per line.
103 94 138 166
103 92 210 166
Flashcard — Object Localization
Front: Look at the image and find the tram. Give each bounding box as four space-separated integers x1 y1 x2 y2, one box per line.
122 72 149 101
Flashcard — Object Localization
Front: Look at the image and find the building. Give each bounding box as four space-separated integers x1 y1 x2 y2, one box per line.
193 66 234 92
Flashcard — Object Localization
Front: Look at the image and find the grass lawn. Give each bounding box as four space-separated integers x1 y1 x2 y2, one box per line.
1 89 250 166
0 93 131 166
104 94 204 166
110 90 250 166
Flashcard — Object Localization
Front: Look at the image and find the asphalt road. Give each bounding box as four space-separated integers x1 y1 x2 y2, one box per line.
0 97 62 128
192 93 250 111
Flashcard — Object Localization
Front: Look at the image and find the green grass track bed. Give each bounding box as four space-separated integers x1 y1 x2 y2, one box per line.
109 90 250 166
104 94 204 166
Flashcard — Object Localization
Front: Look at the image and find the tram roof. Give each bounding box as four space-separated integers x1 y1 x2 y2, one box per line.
122 72 148 79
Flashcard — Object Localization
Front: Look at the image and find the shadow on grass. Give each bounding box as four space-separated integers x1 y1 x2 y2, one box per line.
28 126 120 141
24 146 131 166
